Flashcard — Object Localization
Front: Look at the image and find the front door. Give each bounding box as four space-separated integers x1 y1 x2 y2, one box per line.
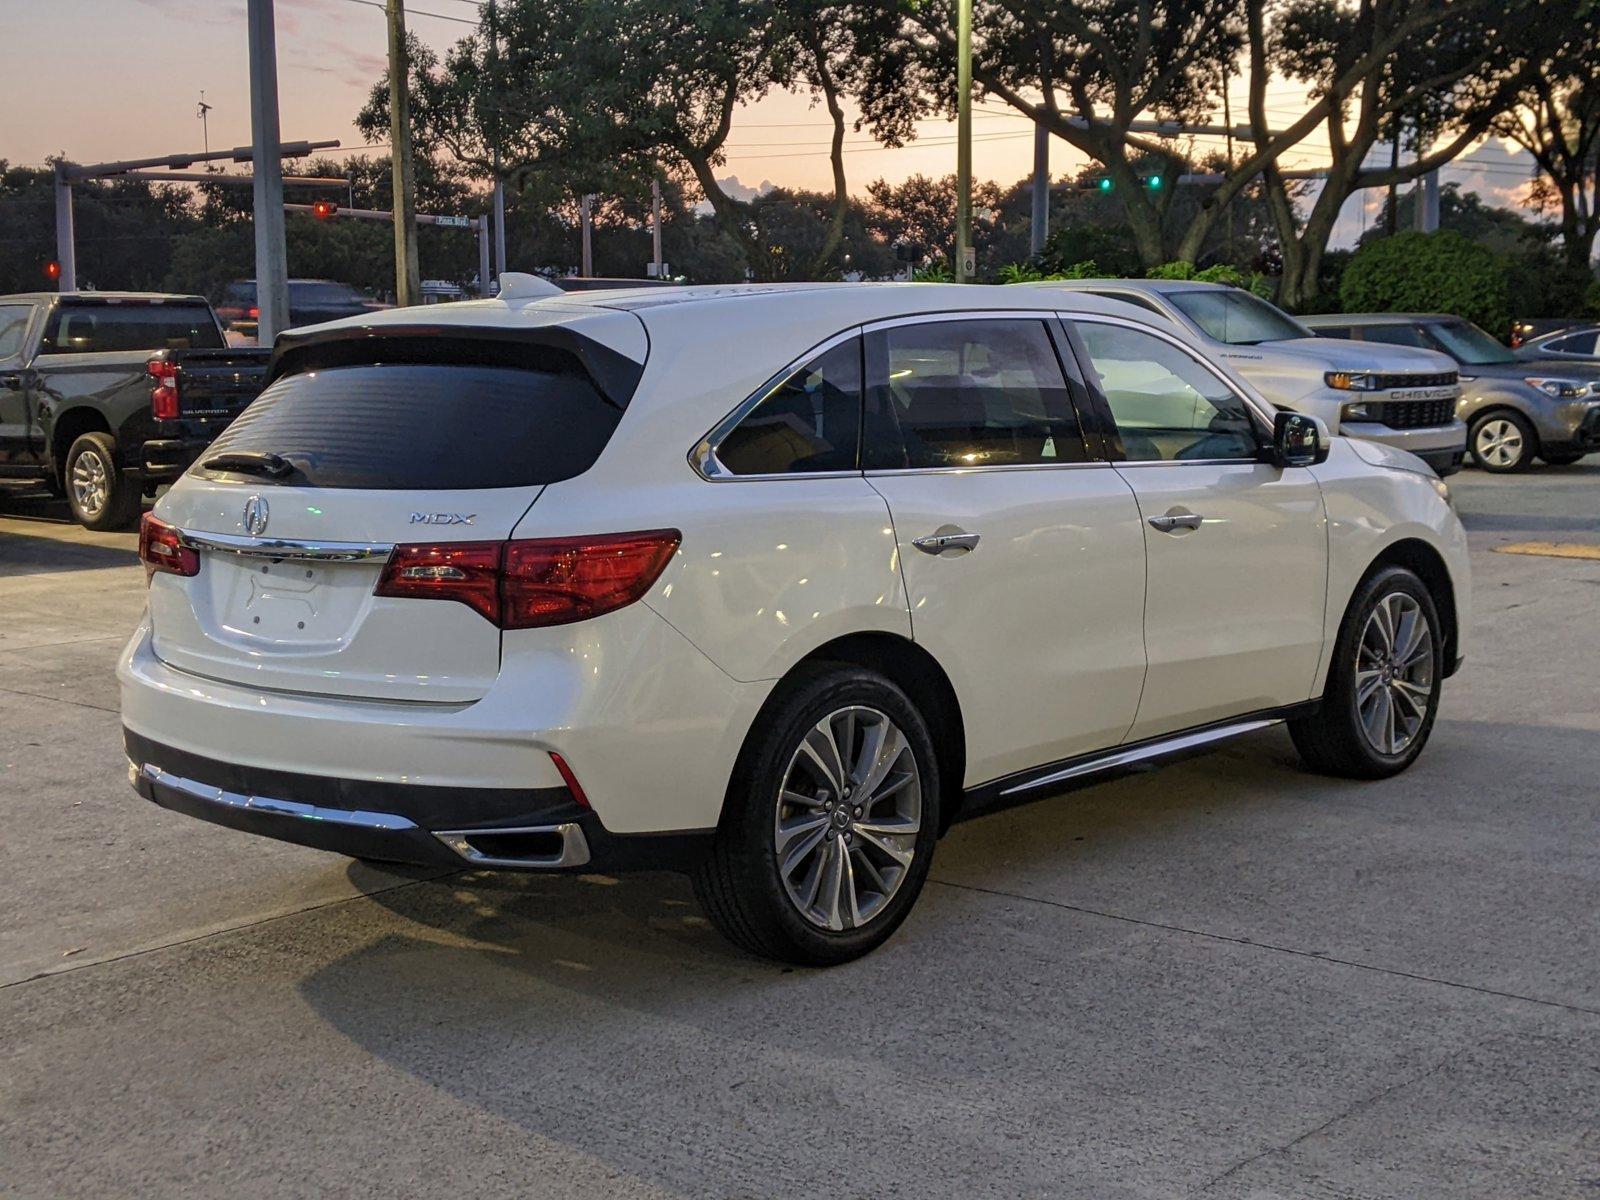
861 315 1149 787
1066 317 1328 741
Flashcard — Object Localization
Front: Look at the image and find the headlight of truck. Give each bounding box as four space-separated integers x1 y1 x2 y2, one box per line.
1325 371 1380 392
1525 377 1587 398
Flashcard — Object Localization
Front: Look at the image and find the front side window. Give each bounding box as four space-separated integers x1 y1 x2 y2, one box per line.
1166 289 1311 346
0 305 32 359
715 338 862 475
863 319 1089 469
1073 321 1258 462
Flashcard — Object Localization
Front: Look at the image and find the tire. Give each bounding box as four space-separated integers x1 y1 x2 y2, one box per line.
64 432 140 530
692 664 941 966
1540 451 1586 466
1468 410 1537 473
1290 565 1444 780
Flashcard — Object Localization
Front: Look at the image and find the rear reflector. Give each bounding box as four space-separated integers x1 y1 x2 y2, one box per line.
548 751 590 808
375 530 680 629
138 513 200 582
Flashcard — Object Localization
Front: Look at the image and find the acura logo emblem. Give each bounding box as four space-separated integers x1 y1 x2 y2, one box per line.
243 495 270 537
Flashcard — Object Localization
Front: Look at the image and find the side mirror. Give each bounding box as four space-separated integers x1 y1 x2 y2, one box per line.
1270 410 1329 468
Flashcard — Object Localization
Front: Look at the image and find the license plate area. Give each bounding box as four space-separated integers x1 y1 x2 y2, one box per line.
208 553 383 648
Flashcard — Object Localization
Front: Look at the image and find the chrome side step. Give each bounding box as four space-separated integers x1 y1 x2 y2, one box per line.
433 824 592 870
994 717 1284 799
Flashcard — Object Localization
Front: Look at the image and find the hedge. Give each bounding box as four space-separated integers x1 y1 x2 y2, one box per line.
1339 230 1509 332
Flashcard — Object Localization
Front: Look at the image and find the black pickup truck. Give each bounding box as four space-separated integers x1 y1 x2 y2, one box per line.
0 293 270 529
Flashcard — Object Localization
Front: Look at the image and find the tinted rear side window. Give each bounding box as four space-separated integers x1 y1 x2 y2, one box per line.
202 361 621 489
716 338 862 475
40 303 223 354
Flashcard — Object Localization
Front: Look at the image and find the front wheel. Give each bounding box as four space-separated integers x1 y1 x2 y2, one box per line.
692 665 940 965
64 432 140 530
1290 566 1444 779
1469 411 1536 473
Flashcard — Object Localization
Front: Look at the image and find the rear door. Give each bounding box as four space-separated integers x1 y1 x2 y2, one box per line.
1064 316 1327 741
862 314 1148 786
147 322 644 703
0 303 37 467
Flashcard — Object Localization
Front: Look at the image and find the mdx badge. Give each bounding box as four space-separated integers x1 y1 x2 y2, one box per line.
242 495 270 537
409 512 477 525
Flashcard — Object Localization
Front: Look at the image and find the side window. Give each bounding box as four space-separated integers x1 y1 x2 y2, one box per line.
715 337 862 475
1072 321 1258 463
0 305 32 360
1550 332 1598 355
1359 324 1429 350
863 319 1090 470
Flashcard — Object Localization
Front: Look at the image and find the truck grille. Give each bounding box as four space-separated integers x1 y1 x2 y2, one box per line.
1366 397 1457 429
1374 371 1458 390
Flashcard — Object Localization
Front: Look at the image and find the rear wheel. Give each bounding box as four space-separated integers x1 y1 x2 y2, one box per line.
65 432 140 530
1469 410 1536 473
1290 566 1443 779
692 665 940 965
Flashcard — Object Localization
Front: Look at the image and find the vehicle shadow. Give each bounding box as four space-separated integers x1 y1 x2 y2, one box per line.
0 527 139 574
290 717 1595 1193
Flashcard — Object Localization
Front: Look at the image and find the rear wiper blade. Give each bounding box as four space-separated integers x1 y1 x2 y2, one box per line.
202 450 294 478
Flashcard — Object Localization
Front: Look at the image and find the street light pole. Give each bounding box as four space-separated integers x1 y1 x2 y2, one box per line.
387 0 422 307
488 0 508 280
1029 118 1049 258
246 0 290 342
954 0 974 282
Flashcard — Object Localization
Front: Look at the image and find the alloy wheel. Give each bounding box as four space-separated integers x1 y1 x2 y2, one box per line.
1474 418 1524 469
773 705 922 931
1354 592 1435 756
71 451 108 517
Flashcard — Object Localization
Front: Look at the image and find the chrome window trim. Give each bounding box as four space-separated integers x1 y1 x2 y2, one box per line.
1061 311 1279 458
179 529 397 562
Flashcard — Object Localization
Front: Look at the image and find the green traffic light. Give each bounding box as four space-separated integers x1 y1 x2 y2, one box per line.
1148 176 1163 190
1097 177 1113 192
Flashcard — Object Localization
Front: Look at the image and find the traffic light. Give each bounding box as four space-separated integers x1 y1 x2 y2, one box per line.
1097 177 1113 193
311 199 339 219
43 261 62 282
1146 175 1164 191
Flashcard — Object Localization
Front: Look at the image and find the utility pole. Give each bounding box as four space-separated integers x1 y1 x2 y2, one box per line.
1415 170 1440 233
487 0 507 279
954 0 974 281
580 194 594 276
651 175 664 276
1386 115 1400 235
246 0 290 342
1029 119 1049 258
387 0 421 307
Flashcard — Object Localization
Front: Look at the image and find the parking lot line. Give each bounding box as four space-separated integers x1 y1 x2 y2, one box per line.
1491 541 1600 561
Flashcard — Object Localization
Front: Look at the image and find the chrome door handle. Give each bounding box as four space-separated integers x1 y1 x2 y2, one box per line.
1147 510 1204 533
913 529 981 555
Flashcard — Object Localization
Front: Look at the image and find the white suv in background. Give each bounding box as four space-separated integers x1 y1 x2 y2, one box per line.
120 283 1470 965
1038 280 1468 475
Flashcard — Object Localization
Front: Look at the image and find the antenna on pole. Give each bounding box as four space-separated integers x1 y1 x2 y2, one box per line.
197 91 213 156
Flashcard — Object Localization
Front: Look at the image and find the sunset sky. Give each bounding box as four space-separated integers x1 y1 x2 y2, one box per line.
7 0 1544 248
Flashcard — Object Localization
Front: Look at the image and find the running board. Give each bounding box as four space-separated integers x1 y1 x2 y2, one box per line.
961 712 1302 817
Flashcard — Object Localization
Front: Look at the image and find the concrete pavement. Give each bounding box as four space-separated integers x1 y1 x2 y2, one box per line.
2 465 1597 1198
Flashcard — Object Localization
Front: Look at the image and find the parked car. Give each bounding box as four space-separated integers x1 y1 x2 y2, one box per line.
215 278 388 340
0 292 271 528
1515 324 1600 364
1509 316 1581 348
1034 279 1467 475
121 284 1469 965
1303 313 1600 472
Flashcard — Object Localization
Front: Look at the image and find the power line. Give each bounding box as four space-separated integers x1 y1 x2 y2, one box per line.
333 0 479 27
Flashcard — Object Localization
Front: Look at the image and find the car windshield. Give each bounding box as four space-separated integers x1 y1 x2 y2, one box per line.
1425 320 1515 365
1166 289 1311 345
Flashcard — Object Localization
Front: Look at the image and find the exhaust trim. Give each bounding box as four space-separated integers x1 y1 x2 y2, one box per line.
433 823 592 870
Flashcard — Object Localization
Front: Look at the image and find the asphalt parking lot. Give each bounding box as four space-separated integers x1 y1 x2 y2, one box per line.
2 466 1597 1199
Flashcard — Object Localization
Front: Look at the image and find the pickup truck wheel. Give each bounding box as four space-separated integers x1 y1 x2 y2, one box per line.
1290 566 1443 780
65 432 140 530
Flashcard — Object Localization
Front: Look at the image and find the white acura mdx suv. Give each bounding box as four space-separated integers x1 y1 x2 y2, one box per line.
120 282 1470 965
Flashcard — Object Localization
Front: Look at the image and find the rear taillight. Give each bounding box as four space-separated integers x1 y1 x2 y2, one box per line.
374 530 680 629
138 513 199 582
147 358 179 421
248 306 260 320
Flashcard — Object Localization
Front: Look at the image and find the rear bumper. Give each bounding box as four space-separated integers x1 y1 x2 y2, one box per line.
127 729 713 873
137 437 211 482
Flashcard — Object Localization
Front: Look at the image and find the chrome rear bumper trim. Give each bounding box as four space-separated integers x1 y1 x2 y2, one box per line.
132 761 419 831
433 824 592 870
180 530 396 562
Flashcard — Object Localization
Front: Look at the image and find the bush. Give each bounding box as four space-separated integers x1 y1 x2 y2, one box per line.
1339 230 1509 332
999 259 1101 283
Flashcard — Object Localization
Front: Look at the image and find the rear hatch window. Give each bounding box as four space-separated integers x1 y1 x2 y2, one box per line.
41 301 223 353
200 353 622 490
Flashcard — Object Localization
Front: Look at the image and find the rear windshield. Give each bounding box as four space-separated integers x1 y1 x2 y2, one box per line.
201 360 622 490
39 302 223 354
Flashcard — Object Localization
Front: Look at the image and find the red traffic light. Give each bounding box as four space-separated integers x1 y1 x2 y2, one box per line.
311 200 339 219
44 261 62 281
